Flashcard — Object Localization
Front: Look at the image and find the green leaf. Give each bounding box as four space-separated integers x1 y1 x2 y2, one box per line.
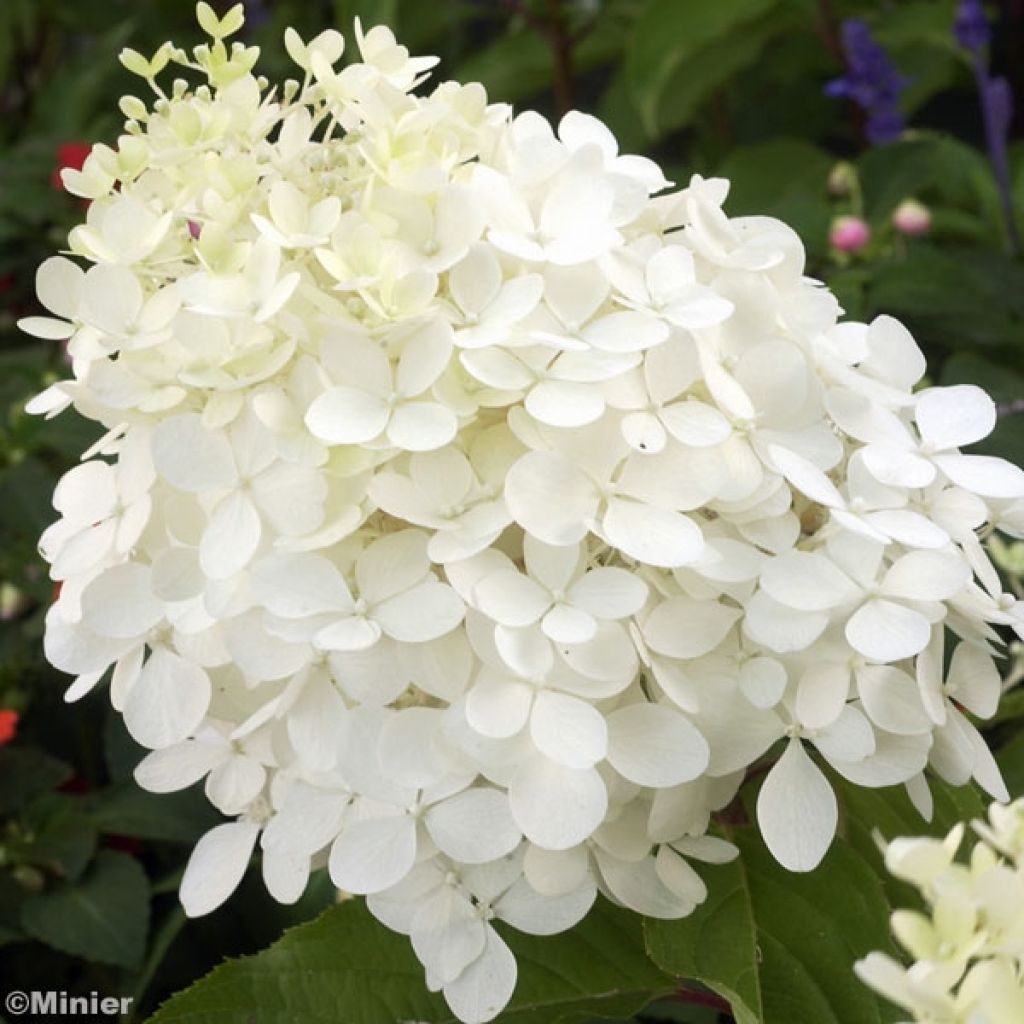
84 783 221 844
865 244 1024 351
625 0 783 136
997 731 1024 802
0 872 28 948
871 1 960 115
17 793 97 881
645 828 897 1024
147 897 672 1024
0 746 71 815
858 136 1001 233
20 849 150 968
332 0 399 34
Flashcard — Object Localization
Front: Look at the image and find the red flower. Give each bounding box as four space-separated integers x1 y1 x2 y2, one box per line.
51 142 92 192
0 709 19 745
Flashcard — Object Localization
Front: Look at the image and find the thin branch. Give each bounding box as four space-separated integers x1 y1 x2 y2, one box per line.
545 0 574 117
997 398 1024 417
500 0 575 116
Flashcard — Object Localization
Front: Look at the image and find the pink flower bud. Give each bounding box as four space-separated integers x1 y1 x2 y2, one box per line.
892 198 931 236
829 215 871 252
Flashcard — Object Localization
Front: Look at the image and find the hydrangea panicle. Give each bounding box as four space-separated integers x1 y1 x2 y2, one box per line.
857 798 1024 1021
24 6 1024 1022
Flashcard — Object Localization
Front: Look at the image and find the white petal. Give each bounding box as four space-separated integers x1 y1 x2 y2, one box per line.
523 535 581 592
812 705 877 763
425 789 522 863
882 550 969 602
80 563 162 638
262 845 310 905
641 596 740 659
200 491 261 580
123 649 212 750
314 616 383 652
206 756 266 815
659 400 731 447
304 386 389 444
53 461 117 524
152 414 236 492
180 821 260 917
451 244 501 315
845 599 932 663
582 310 668 353
525 380 604 427
602 498 703 568
795 663 850 730
947 643 1000 719
862 443 935 489
523 844 589 896
831 730 930 787
465 676 532 739
915 385 995 451
756 739 837 872
377 706 449 789
357 529 430 603
287 673 349 772
375 582 465 642
134 738 225 793
494 624 554 679
530 690 607 769
931 453 1024 499
474 570 550 627
442 926 517 1024
857 665 931 735
495 876 595 935
597 852 692 918
621 412 667 453
36 255 83 319
541 603 597 644
742 591 827 653
767 443 843 508
739 657 788 709
395 321 452 397
655 846 707 905
568 567 647 619
387 401 458 451
251 552 352 617
606 704 709 786
760 551 858 611
509 756 607 850
329 815 416 894
863 315 926 389
505 451 597 545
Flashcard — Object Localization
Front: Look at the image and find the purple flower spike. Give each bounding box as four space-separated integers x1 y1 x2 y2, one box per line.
954 0 991 52
954 1 1021 252
826 19 907 145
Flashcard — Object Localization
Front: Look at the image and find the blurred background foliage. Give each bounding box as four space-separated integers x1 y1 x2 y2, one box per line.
0 1 1022 1021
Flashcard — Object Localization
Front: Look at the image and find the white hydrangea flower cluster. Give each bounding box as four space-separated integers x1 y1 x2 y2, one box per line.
856 800 1024 1023
24 5 1024 1021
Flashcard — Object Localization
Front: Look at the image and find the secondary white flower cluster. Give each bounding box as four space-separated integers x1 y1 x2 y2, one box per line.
856 799 1024 1023
24 5 1024 1021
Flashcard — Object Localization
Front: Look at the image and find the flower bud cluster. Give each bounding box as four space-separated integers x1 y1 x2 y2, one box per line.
24 6 1024 1021
857 799 1024 1022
